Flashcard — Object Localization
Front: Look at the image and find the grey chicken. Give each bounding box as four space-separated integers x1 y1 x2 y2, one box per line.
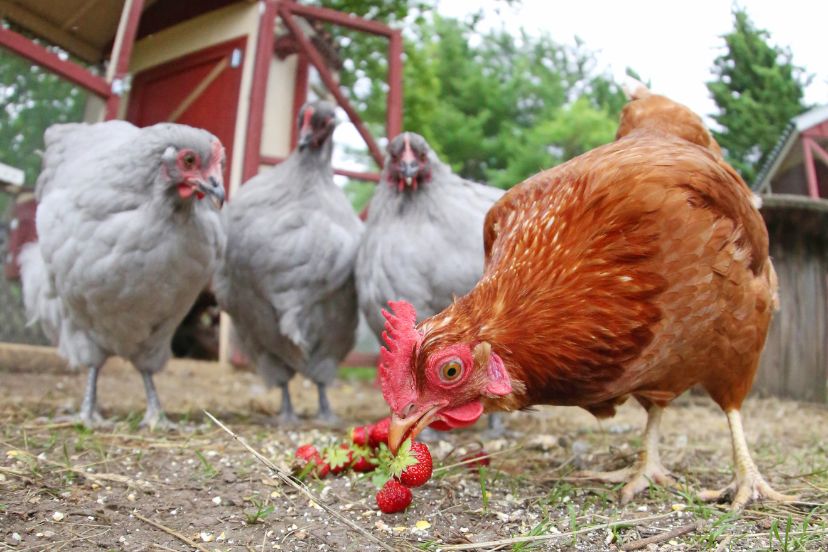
215 101 363 423
355 133 505 431
20 121 226 428
356 132 503 341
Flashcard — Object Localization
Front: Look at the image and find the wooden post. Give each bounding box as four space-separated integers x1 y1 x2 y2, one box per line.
104 0 145 120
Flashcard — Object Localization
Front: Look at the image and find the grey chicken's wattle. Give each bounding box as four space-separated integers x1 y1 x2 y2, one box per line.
20 121 226 428
214 101 363 422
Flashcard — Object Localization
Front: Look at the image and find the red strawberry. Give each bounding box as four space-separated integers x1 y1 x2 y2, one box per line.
351 425 370 447
324 445 352 475
369 417 391 448
461 451 491 470
314 459 330 478
351 456 376 472
349 443 376 472
294 444 329 478
295 444 319 461
375 479 412 514
398 442 432 488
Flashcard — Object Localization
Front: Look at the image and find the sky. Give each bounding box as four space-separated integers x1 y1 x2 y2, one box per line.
437 0 828 120
333 0 827 174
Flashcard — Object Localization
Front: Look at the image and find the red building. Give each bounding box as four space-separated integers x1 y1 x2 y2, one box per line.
1 0 402 359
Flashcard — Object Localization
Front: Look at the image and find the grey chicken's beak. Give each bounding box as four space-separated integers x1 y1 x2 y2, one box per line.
400 161 419 186
298 128 313 151
196 176 225 208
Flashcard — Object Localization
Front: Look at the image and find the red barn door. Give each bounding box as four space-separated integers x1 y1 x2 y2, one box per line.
126 37 246 193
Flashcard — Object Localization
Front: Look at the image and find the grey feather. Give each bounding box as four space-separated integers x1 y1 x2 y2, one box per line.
215 105 363 389
24 120 225 374
356 133 504 337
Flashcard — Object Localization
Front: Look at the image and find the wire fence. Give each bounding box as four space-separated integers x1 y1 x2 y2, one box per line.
0 215 49 346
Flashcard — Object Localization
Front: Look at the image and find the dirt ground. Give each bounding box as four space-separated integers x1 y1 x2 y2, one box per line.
0 344 826 551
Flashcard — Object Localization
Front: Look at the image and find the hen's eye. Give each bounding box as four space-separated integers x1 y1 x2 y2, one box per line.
439 359 463 382
182 152 196 168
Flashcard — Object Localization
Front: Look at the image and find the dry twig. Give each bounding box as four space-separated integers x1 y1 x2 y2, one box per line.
438 512 678 550
203 410 396 552
620 522 700 550
133 511 210 552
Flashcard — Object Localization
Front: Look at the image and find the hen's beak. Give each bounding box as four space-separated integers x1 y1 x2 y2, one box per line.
399 161 419 187
388 404 441 455
298 128 313 150
195 176 225 208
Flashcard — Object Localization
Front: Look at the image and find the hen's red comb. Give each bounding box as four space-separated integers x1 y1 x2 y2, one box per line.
378 300 421 413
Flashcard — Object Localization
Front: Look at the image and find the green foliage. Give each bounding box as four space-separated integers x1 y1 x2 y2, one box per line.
0 41 88 189
402 19 626 188
706 8 809 184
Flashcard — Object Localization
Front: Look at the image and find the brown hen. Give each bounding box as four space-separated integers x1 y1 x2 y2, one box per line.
379 87 792 510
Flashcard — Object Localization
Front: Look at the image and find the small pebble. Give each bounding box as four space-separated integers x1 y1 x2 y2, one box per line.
212 496 222 505
51 512 65 522
200 532 215 543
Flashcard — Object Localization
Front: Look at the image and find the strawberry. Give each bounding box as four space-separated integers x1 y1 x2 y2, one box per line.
294 444 329 478
295 444 319 461
324 444 352 475
461 451 491 470
375 479 412 514
349 443 377 473
350 425 370 447
369 417 391 448
351 455 376 472
398 442 432 488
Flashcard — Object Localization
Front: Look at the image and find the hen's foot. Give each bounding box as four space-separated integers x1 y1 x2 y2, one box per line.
315 410 340 427
576 460 675 504
483 413 507 438
274 411 300 427
139 410 175 431
700 472 796 511
53 411 111 429
704 409 798 510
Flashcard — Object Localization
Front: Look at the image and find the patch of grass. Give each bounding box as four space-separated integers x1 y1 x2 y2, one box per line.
244 497 274 525
338 366 375 382
512 515 553 552
194 450 219 479
545 481 575 506
479 466 490 513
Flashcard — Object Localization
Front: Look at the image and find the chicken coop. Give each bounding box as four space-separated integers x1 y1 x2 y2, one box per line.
0 0 401 361
753 104 828 403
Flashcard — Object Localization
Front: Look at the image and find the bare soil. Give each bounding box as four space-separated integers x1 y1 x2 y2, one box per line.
0 344 826 551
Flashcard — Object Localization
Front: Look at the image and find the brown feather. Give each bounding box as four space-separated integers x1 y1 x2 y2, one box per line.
418 95 774 416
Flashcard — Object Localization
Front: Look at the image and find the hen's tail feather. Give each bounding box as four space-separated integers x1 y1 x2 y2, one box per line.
19 242 61 344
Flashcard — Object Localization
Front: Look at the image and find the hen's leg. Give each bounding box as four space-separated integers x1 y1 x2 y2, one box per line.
486 413 506 436
278 383 298 424
577 405 674 504
140 371 173 430
699 409 795 510
316 383 338 424
77 363 105 427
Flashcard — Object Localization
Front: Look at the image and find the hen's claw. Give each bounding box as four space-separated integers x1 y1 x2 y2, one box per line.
576 462 675 504
700 475 796 511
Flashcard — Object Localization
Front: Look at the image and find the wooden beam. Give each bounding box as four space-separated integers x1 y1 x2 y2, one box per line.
0 26 110 97
803 138 820 199
281 1 394 37
386 29 403 140
290 54 310 150
0 0 101 62
260 155 380 182
104 0 144 120
280 7 384 167
241 0 278 182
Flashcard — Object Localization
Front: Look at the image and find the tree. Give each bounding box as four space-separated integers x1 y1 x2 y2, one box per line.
706 8 809 184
